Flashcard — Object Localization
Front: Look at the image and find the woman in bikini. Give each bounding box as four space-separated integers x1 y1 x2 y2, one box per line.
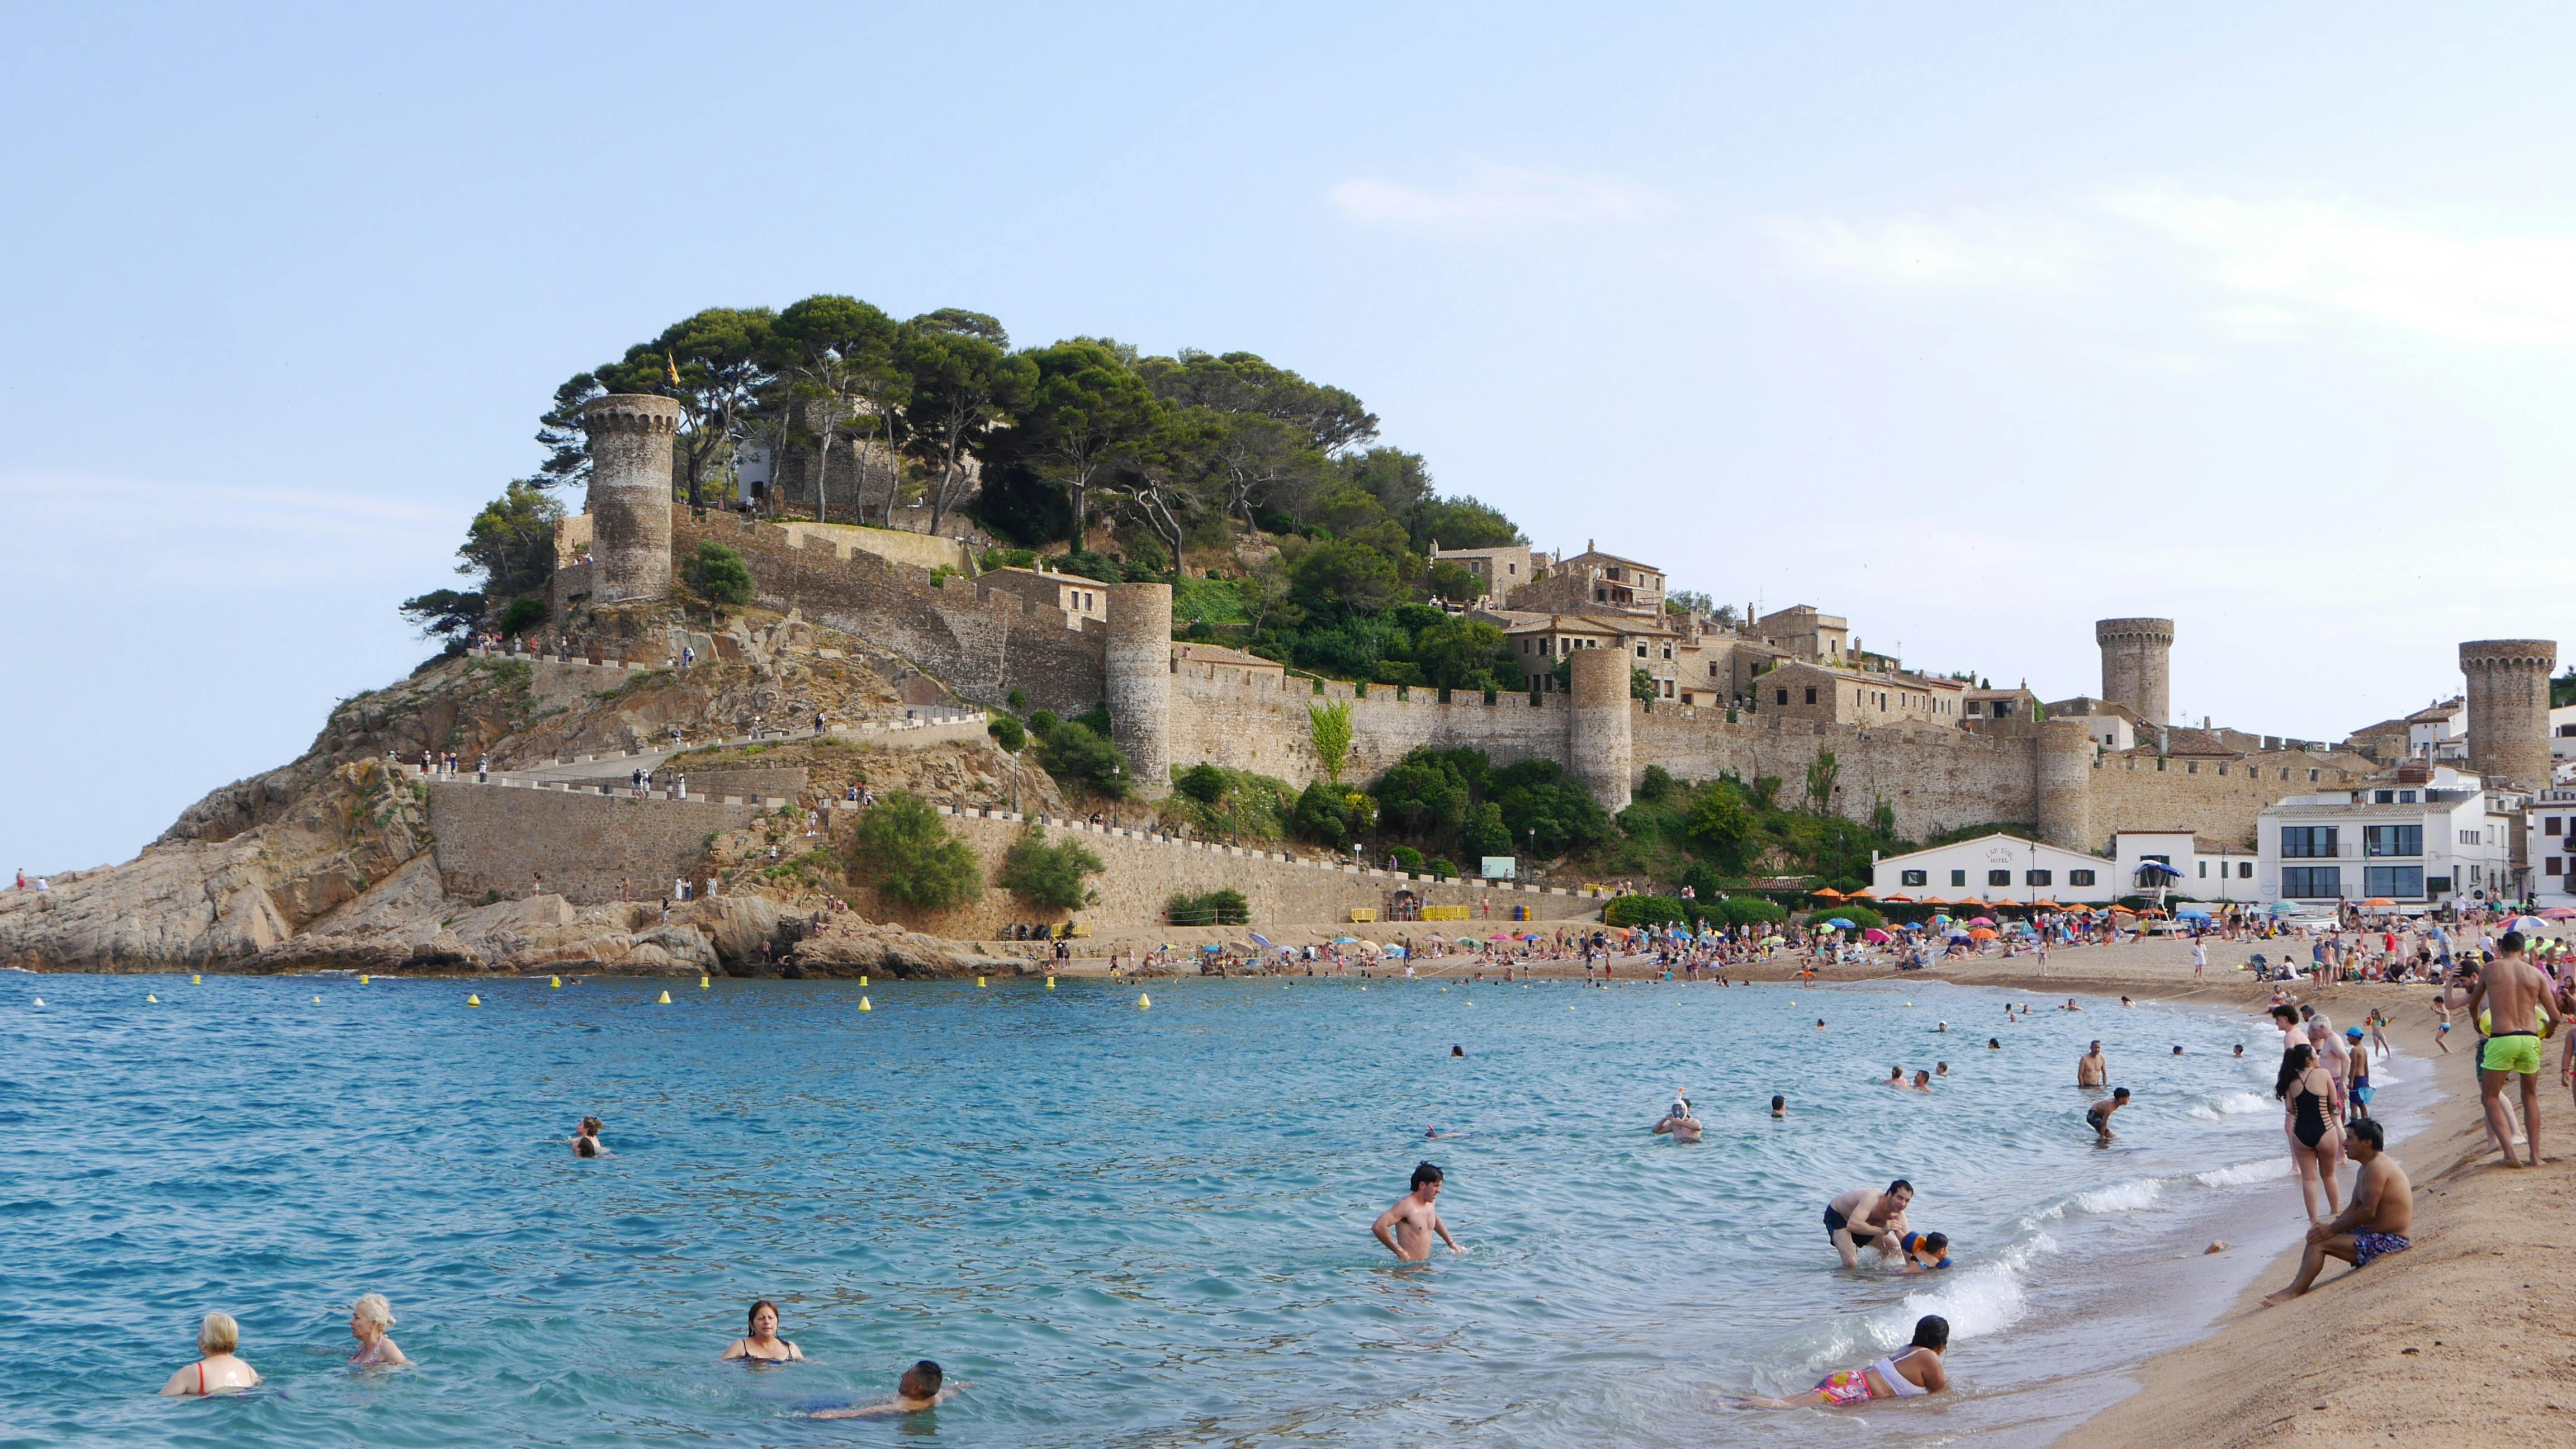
1748 1314 1949 1407
2276 1043 2345 1223
721 1300 804 1364
159 1312 261 1396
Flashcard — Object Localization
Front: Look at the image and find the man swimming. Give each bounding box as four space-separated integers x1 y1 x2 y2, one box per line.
2085 1087 2130 1143
1745 1314 1949 1407
1822 1181 1912 1268
811 1360 967 1417
1769 1095 1788 1119
1372 1162 1467 1261
1651 1103 1703 1143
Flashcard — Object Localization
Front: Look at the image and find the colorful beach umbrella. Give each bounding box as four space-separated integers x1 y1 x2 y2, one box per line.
1825 917 1856 929
1968 927 2000 940
1863 927 1892 943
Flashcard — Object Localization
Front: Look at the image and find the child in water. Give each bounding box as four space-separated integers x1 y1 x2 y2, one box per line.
811 1360 967 1418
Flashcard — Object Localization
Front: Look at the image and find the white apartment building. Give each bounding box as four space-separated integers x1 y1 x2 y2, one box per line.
2528 786 2576 906
2256 764 2518 909
1871 832 2118 905
2552 703 2576 776
2111 830 2261 904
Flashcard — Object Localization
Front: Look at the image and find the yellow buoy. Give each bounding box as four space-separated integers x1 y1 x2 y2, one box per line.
312 996 321 1004
861 975 870 987
1045 976 1055 989
147 994 159 1003
860 996 873 1011
550 976 562 988
699 976 709 989
359 974 370 985
467 994 482 1007
657 989 672 1004
978 976 987 988
1139 993 1152 1009
191 975 201 985
31 997 42 1006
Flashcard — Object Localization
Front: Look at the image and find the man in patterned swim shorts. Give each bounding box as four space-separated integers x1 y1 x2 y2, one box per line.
2261 1119 2413 1306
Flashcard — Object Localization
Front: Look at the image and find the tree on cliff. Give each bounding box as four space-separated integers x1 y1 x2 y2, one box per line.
1014 338 1158 547
594 307 777 508
846 791 982 911
897 309 1034 536
534 374 605 491
764 295 902 525
457 481 563 604
996 825 1104 911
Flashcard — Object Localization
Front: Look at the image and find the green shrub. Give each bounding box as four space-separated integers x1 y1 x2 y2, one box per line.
987 716 1026 752
1036 719 1129 797
497 596 547 636
846 791 982 911
1388 844 1425 872
1604 894 1688 928
1026 709 1060 737
1805 903 1885 931
1007 688 1027 712
1167 888 1251 926
1291 780 1376 844
1709 895 1788 929
997 826 1105 910
684 541 754 606
1426 859 1457 880
1635 765 1676 803
1176 763 1227 803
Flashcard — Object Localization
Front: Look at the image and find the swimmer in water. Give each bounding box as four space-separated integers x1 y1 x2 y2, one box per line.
721 1300 803 1363
811 1360 967 1417
1882 1066 1906 1088
348 1294 409 1368
1935 1062 1948 1077
1745 1314 1949 1407
571 1116 605 1156
160 1312 259 1396
1877 1230 1952 1272
1910 1069 1933 1092
2086 1087 2131 1143
2234 1044 2246 1058
1652 1101 1703 1143
1372 1161 1467 1261
1770 1095 1787 1119
1987 1038 2002 1050
2062 997 2083 1012
1822 1181 1912 1268
1815 1018 1827 1031
1936 1021 1948 1033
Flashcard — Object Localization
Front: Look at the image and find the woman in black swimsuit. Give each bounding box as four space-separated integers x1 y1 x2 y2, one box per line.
721 1300 804 1364
2275 1043 2346 1223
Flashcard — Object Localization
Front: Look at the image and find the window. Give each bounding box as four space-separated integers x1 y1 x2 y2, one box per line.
2398 790 2416 804
1987 869 2012 887
2309 769 2321 782
2238 861 2252 879
2026 869 2053 887
1901 869 1928 887
2364 825 2421 857
2281 826 2338 858
1950 869 1967 887
1635 644 1647 658
2460 830 2480 845
2187 761 2198 774
2374 790 2394 804
2198 860 2207 878
2281 866 2343 898
1804 688 1817 705
2549 858 2563 876
2550 817 2564 836
1662 645 1673 660
2070 869 2096 887
1777 688 1789 706
2363 865 2424 897
2427 875 2451 894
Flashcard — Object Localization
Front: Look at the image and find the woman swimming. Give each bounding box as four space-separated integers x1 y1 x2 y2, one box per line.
348 1294 410 1368
1746 1314 1949 1407
721 1300 804 1364
159 1312 260 1396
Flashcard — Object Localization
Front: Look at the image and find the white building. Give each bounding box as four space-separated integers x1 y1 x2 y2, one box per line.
2528 786 2576 907
2256 764 2519 910
2552 703 2576 778
2111 830 2261 904
2405 699 2468 763
1871 832 2116 905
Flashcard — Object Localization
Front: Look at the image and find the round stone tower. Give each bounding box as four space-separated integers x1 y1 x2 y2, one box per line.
1105 582 1173 798
2034 717 2096 853
2095 618 2175 731
2457 638 2556 790
581 394 684 604
1567 646 1633 813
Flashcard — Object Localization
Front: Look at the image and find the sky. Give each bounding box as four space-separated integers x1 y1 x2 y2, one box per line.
6 2 2573 872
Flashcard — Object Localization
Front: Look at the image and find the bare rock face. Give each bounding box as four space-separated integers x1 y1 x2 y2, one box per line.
792 919 1028 979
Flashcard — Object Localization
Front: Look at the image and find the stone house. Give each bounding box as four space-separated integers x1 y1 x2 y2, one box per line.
1502 613 1683 696
976 566 1110 629
1503 542 1666 617
1172 641 1285 686
1754 659 1966 727
1753 604 1851 664
1962 685 2040 723
1429 542 1539 604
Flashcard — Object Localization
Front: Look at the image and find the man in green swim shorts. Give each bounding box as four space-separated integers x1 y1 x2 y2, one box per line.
2454 931 2552 1167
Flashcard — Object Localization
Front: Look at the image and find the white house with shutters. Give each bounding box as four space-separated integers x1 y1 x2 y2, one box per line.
2527 785 2576 907
1869 832 2118 905
2256 764 2520 910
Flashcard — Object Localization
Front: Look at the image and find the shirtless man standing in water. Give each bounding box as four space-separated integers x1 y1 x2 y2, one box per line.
1372 1162 1467 1261
1822 1181 1913 1268
2454 931 2553 1166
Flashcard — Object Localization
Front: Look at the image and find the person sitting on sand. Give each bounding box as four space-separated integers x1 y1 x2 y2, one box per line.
811 1360 967 1417
2261 1119 2412 1305
2085 1088 2130 1143
348 1294 409 1368
1746 1314 1949 1407
1823 1181 1912 1268
160 1312 259 1396
1372 1162 1467 1261
721 1300 803 1363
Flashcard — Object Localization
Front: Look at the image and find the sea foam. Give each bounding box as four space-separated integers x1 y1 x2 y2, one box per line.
2194 1157 2290 1188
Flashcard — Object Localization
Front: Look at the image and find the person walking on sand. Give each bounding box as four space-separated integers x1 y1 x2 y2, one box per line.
1372 1162 1467 1261
2261 1119 2412 1305
2077 1040 2108 1088
2454 930 2553 1167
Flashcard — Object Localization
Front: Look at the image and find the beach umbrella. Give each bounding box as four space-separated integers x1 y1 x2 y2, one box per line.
1357 940 1383 952
1250 932 1278 951
2542 907 2576 921
2362 897 2396 908
1811 887 1846 900
1335 935 1360 944
1863 927 1892 943
1916 896 1949 906
1201 943 1223 952
2029 899 2062 909
1967 916 1996 927
1825 917 1856 929
1880 894 1914 904
1455 935 1481 944
1968 927 2000 940
1488 932 1515 941
1956 897 1988 908
2176 905 2213 919
1382 945 1407 956
1846 889 1876 900
2267 901 2302 915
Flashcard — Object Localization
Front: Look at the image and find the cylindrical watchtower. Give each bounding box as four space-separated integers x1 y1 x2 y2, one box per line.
2458 638 2555 790
1568 646 1633 813
1105 582 1173 797
2095 618 2174 731
2034 717 2096 853
581 394 683 604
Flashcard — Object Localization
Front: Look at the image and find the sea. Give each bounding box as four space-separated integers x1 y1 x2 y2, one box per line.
0 969 2422 1448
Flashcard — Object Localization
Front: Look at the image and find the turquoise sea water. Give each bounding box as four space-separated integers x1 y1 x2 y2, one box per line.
1 972 2374 1447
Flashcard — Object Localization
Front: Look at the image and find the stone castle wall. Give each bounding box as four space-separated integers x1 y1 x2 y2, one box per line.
429 783 763 904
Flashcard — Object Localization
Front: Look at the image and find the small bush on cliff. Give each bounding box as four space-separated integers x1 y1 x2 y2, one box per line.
1036 719 1129 797
498 596 547 636
1167 888 1249 926
686 541 755 606
846 791 982 911
997 826 1104 910
1176 763 1227 803
987 716 1026 752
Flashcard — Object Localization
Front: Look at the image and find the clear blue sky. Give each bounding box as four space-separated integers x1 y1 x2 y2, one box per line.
6 2 2571 872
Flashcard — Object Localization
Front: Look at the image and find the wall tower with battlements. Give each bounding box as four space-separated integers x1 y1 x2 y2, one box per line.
2095 618 2174 735
1568 646 1634 813
2457 638 2555 790
1106 582 1175 797
583 394 684 604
